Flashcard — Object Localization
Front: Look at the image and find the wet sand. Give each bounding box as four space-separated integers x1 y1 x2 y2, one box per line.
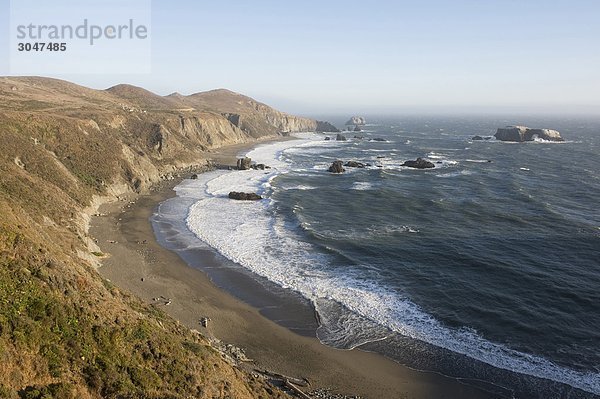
90 139 498 399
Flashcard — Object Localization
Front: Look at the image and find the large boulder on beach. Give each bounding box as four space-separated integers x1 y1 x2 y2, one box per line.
328 161 345 173
402 158 435 169
236 157 252 170
228 191 262 201
495 126 564 142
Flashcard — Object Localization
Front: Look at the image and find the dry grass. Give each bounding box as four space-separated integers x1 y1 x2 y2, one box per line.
0 77 300 398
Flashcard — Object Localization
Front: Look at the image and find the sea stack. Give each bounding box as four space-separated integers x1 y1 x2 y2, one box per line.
401 158 436 169
316 121 340 133
494 126 564 142
345 116 367 126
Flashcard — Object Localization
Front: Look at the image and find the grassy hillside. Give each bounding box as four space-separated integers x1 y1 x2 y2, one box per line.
0 77 307 398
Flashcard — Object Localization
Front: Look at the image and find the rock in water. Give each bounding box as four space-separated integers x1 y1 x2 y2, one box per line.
324 136 331 141
228 192 262 201
336 134 347 141
328 161 345 173
344 161 366 168
401 158 435 169
494 126 564 142
353 125 362 132
472 135 484 141
345 116 367 126
527 128 563 141
316 121 340 132
236 157 252 170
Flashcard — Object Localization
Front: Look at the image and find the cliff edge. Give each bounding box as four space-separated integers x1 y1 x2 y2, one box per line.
0 76 306 398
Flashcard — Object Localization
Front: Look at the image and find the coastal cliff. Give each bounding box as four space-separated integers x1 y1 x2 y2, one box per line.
175 88 317 137
0 77 306 398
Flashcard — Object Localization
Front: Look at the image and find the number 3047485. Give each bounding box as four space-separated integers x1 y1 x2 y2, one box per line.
17 43 67 52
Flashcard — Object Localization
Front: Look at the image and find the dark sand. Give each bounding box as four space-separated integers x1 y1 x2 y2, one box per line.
90 140 498 399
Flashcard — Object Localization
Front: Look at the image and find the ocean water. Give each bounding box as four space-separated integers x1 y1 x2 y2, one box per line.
160 116 600 398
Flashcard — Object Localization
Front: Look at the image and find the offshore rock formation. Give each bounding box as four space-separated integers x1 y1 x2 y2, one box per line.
402 158 436 169
328 161 345 173
494 126 564 142
344 161 369 168
345 116 366 125
316 121 340 132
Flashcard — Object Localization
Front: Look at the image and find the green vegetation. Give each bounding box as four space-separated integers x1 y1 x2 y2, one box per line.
0 222 279 398
0 77 294 398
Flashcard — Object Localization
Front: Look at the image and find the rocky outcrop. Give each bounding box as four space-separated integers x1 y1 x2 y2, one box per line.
494 126 564 142
353 126 362 132
328 161 345 173
402 158 435 169
344 161 369 168
316 121 340 132
237 157 252 170
346 116 366 125
228 192 262 201
336 134 347 141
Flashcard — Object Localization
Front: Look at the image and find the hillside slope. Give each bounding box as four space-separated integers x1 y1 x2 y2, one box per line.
0 76 315 398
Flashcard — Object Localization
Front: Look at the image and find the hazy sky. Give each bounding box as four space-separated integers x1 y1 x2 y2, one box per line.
1 0 599 115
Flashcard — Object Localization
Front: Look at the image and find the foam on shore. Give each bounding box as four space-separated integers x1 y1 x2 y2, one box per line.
182 134 600 395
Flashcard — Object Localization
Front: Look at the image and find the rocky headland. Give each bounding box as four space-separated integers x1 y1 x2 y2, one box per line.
0 76 334 398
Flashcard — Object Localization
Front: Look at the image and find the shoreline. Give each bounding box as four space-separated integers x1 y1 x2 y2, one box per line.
89 138 496 399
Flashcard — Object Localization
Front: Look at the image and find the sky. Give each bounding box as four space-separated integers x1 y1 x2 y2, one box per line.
1 0 600 115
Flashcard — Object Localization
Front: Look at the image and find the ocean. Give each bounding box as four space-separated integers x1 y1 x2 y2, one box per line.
153 116 600 398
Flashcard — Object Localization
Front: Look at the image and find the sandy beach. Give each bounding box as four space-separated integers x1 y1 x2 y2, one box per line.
89 139 498 399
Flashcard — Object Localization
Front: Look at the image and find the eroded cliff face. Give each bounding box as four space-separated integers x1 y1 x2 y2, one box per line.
0 77 301 398
0 77 322 198
251 102 317 134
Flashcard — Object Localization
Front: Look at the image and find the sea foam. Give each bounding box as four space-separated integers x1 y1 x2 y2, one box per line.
183 133 600 395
